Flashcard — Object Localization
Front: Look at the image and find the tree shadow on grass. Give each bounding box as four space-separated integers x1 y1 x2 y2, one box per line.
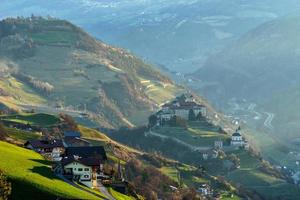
9 177 58 200
29 158 53 165
29 166 59 180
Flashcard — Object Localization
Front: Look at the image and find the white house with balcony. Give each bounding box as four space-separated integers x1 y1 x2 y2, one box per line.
62 146 108 188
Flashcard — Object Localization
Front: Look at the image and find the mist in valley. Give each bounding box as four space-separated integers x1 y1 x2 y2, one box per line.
2 1 300 198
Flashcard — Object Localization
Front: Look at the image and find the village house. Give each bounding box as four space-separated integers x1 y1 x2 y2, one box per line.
1 120 35 131
292 171 300 185
63 137 91 147
63 130 91 147
214 140 223 149
197 183 213 196
201 149 219 160
25 139 64 161
156 94 207 125
62 146 108 188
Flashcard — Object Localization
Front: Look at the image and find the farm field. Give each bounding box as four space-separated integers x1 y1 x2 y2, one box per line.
154 121 229 147
1 113 61 127
0 141 106 200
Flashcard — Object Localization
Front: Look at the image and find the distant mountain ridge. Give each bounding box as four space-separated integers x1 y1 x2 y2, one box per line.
3 0 300 73
0 16 182 128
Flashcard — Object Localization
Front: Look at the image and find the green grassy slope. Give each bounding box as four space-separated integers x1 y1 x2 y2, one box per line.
226 150 300 200
1 113 60 126
108 188 135 200
0 76 45 111
5 127 41 142
115 120 300 199
0 141 106 200
0 17 184 128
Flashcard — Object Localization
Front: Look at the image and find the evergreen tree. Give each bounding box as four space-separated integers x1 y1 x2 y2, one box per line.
188 109 196 121
148 114 157 127
0 124 8 141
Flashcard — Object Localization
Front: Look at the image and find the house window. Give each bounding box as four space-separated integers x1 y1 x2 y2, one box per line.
78 168 83 171
74 168 76 171
84 168 89 171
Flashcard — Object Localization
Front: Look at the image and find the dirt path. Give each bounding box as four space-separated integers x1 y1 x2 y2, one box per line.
56 174 109 200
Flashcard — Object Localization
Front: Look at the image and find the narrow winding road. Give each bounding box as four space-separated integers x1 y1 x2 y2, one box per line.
248 103 262 120
146 130 210 151
264 112 275 129
247 103 274 129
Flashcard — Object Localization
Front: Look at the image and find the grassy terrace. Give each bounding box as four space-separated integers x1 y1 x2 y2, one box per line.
140 78 182 105
30 30 78 45
226 150 300 199
153 121 300 199
0 76 45 111
6 127 41 142
154 121 229 147
1 113 60 127
0 141 105 200
108 188 136 200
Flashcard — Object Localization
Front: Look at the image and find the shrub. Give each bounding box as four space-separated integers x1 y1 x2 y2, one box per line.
0 170 11 200
169 116 187 128
14 73 54 95
188 109 196 121
0 124 8 141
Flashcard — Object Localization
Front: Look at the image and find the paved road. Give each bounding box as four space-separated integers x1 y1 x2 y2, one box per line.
96 182 116 200
248 103 262 120
56 174 109 199
146 130 210 151
264 112 275 129
21 104 85 117
247 103 274 129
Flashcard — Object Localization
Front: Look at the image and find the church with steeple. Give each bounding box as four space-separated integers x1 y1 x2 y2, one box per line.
231 127 249 149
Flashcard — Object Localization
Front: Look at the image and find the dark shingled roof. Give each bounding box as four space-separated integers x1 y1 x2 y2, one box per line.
25 139 64 149
63 137 91 147
61 156 103 166
232 132 242 137
64 131 81 137
64 146 107 161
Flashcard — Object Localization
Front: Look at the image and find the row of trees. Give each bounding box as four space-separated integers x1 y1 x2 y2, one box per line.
125 159 203 200
0 124 8 141
188 109 205 121
14 73 54 95
148 109 205 128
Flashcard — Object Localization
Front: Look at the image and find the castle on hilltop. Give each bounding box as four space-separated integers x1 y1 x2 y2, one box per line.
155 94 207 126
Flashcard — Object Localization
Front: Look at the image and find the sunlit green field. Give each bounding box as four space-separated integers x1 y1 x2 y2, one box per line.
0 141 105 200
154 122 229 147
6 127 41 142
1 113 60 127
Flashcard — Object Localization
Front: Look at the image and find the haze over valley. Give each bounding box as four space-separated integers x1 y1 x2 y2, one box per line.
1 1 300 200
